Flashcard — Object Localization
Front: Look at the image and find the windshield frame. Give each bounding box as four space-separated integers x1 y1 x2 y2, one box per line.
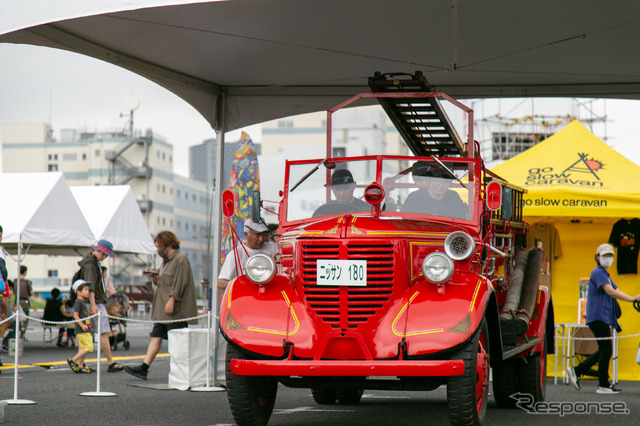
280 155 482 228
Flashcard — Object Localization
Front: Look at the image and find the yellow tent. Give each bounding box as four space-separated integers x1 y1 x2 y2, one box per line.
492 121 640 381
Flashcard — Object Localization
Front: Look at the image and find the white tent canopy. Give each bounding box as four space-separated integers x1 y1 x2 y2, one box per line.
2 0 640 133
0 172 94 255
71 185 156 255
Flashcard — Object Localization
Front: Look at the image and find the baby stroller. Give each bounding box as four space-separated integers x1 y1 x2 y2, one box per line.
106 293 130 351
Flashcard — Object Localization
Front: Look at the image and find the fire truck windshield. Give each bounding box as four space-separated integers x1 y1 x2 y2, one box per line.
285 157 475 222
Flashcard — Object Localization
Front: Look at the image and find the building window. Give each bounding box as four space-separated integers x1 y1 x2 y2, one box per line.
162 185 166 193
63 153 77 161
157 183 161 192
278 120 294 128
48 164 58 171
95 149 100 157
192 194 196 202
333 147 346 158
177 189 181 198
82 153 87 160
177 221 181 229
162 217 166 225
170 187 173 196
162 152 166 160
157 217 161 225
47 270 58 278
157 150 161 158
192 224 196 232
185 192 188 200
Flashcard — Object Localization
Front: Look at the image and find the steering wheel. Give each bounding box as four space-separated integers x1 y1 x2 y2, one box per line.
312 202 359 218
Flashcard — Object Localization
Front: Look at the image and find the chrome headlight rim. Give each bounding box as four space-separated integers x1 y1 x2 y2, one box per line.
245 253 276 284
422 252 454 284
444 231 476 261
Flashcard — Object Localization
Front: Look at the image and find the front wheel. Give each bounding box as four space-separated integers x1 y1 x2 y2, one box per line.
336 388 363 404
447 318 490 426
311 388 337 404
226 344 278 426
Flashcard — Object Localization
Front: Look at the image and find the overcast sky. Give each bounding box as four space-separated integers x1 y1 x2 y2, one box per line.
0 44 259 177
2 43 640 177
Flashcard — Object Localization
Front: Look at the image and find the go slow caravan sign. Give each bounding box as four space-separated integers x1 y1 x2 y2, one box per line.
524 152 607 209
491 120 640 217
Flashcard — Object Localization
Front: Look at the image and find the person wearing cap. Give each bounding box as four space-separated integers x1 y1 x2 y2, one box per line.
402 161 467 219
567 243 640 395
217 218 278 290
67 279 94 374
124 231 197 380
312 169 370 217
76 239 124 373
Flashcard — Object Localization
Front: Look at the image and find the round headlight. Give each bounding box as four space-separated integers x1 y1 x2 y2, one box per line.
246 253 276 284
422 252 454 283
444 231 476 260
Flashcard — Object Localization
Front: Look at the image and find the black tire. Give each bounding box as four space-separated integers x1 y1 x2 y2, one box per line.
492 359 518 408
447 318 490 426
517 323 547 402
336 388 364 405
124 340 130 351
226 344 278 426
311 388 337 404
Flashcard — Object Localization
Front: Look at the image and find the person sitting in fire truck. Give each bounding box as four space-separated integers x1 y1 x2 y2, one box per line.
312 169 370 217
402 161 467 219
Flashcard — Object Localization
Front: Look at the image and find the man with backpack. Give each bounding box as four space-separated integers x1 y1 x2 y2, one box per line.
75 239 124 373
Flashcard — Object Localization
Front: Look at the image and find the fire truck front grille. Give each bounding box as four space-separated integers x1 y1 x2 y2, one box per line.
301 242 395 329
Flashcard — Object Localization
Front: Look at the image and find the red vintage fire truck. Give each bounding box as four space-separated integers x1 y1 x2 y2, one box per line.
219 72 554 426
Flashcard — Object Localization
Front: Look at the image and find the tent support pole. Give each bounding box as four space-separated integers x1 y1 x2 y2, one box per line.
212 92 227 387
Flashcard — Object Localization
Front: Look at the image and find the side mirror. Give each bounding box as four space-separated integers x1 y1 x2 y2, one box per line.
222 190 235 218
502 187 513 221
486 181 502 211
251 191 261 222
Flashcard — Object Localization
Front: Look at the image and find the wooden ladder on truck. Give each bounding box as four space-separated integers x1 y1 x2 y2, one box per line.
368 71 466 157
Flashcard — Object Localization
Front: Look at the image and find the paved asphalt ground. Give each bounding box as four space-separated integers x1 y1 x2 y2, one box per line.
3 320 640 425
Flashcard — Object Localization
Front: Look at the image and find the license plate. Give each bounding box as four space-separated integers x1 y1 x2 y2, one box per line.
317 259 367 286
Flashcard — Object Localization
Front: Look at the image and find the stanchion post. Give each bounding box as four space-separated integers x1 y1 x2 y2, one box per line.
80 310 116 397
4 239 36 405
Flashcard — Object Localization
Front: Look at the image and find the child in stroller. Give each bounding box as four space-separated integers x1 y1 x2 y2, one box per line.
106 292 130 351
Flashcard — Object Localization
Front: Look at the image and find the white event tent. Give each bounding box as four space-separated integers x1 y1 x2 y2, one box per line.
70 185 156 255
0 172 94 256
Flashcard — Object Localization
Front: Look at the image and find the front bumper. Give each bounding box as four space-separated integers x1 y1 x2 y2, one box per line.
230 359 465 377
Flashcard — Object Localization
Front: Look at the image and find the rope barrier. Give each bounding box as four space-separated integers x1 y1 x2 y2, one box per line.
0 313 17 325
19 311 218 326
555 328 640 341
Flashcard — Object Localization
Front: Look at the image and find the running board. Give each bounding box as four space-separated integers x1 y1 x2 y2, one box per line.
502 337 541 360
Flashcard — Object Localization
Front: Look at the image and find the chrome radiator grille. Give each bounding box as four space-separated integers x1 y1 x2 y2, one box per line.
300 241 395 329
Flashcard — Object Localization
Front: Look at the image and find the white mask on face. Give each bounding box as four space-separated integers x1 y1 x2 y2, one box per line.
600 257 614 268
